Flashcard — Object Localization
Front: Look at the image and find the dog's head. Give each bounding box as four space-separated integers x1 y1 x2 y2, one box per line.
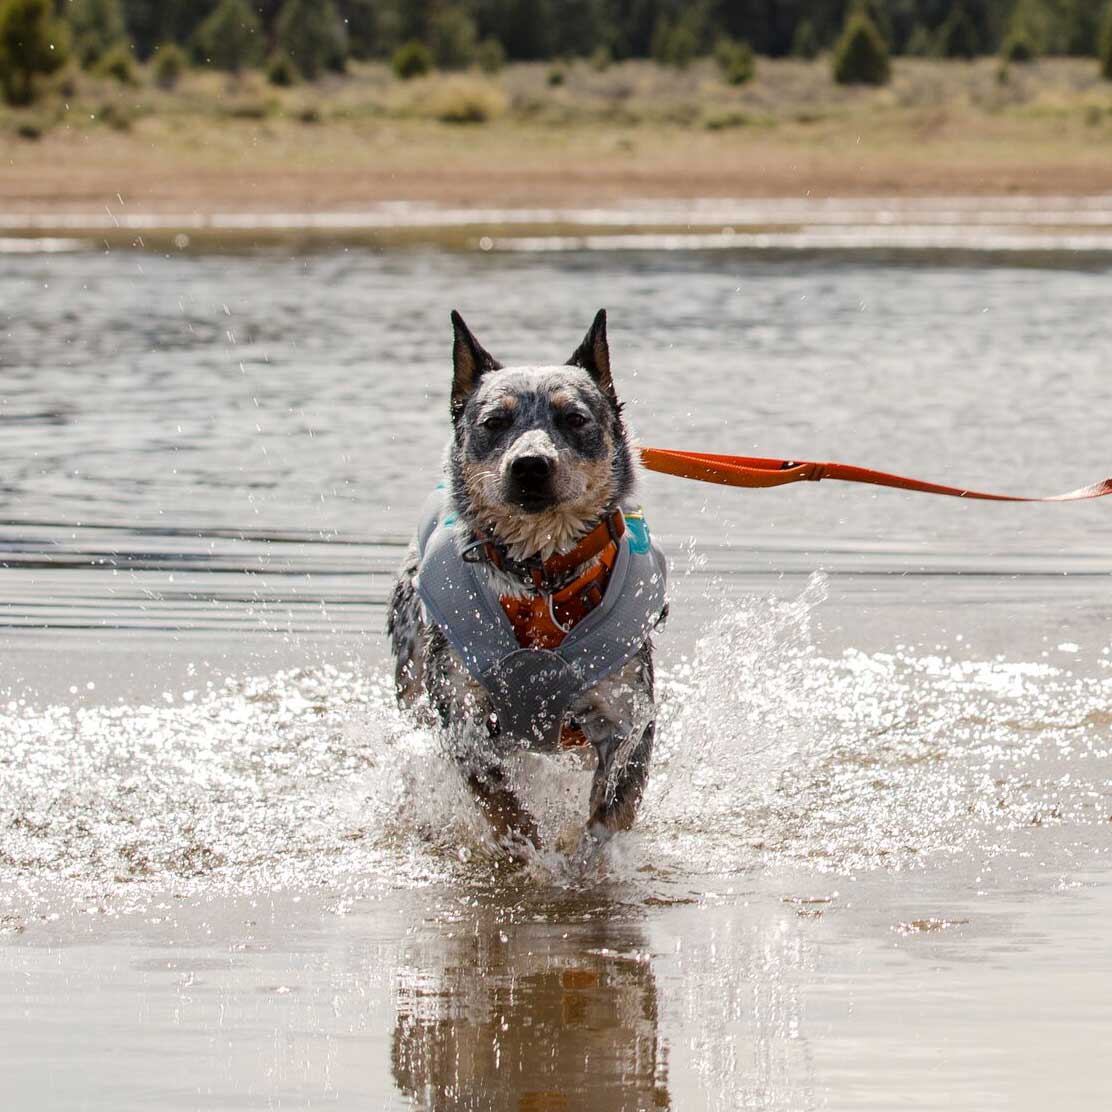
447 310 636 560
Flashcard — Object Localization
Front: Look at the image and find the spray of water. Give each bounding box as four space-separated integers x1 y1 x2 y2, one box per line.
2 572 1110 924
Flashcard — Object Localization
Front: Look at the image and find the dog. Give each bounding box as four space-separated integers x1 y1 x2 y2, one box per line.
388 310 667 860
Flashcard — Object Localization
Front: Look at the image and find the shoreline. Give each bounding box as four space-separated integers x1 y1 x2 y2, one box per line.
4 195 1112 256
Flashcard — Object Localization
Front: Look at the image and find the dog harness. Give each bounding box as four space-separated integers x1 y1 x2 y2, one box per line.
414 488 667 753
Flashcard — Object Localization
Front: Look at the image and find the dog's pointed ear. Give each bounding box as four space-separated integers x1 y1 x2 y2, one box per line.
566 309 615 400
451 310 501 419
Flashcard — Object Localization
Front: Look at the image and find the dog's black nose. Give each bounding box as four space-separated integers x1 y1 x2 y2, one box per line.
510 455 552 484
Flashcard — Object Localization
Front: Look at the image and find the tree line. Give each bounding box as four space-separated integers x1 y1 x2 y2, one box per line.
3 0 1112 106
32 0 1112 62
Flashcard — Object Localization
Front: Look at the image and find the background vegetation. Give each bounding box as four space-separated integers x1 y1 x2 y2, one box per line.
1 0 1111 109
1 0 1110 203
41 0 1112 66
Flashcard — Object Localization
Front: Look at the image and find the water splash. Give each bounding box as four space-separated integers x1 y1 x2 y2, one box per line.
3 574 1110 920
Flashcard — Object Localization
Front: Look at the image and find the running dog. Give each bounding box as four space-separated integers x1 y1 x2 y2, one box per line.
388 310 667 859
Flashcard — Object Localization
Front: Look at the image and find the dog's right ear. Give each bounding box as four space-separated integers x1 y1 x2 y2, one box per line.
451 310 501 420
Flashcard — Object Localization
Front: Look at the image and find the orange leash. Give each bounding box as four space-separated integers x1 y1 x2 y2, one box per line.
640 448 1112 503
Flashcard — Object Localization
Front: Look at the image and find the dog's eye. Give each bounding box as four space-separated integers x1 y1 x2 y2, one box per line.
481 412 512 432
563 412 590 430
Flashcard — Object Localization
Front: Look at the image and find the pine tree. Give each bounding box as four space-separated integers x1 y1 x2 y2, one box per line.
65 0 126 68
936 6 981 59
193 0 261 74
274 0 348 79
833 9 890 85
791 18 820 60
428 5 477 70
1101 1 1112 78
0 0 69 104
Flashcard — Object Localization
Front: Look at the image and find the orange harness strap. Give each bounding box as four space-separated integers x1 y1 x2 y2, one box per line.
640 448 1112 503
491 511 625 751
499 540 620 652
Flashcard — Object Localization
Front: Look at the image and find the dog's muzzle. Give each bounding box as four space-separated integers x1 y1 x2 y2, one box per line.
506 454 557 511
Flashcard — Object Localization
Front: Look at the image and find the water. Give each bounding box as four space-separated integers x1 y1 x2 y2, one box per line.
2 246 1111 1109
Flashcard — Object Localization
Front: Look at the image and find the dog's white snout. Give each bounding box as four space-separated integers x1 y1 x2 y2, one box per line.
502 429 558 477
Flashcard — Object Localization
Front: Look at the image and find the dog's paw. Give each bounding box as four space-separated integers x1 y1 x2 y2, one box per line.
496 827 542 867
569 822 613 872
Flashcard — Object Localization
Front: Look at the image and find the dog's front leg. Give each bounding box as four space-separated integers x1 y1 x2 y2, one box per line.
584 720 655 849
428 633 540 855
445 721 540 856
572 651 656 863
463 757 540 852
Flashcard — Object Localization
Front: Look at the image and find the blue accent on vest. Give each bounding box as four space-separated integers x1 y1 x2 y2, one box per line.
624 513 651 554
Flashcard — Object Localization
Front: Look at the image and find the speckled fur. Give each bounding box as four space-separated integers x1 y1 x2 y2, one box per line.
387 311 659 859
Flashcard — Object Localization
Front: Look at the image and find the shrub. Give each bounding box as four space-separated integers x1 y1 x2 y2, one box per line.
1001 28 1037 64
66 0 125 69
1101 4 1112 80
652 17 698 68
422 75 505 124
703 109 753 130
221 97 273 118
832 11 890 86
546 65 564 86
152 42 186 89
590 44 612 71
476 37 505 74
936 6 981 59
274 0 348 80
714 37 755 85
266 51 297 86
428 5 476 71
72 31 98 67
392 40 431 80
95 41 135 84
0 0 69 105
904 24 934 57
96 98 130 129
193 0 262 74
791 18 820 60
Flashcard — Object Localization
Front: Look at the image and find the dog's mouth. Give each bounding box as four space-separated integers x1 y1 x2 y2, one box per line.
507 484 560 514
504 455 560 513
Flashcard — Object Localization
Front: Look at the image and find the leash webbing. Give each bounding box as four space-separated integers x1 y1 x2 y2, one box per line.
639 448 1112 503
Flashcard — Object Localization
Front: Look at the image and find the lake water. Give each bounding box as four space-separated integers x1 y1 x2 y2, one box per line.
1 244 1111 1110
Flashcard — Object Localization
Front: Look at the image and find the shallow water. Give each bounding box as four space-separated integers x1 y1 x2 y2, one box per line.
2 246 1111 1109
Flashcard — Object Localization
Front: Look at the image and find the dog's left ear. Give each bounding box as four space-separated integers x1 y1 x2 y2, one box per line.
451 310 501 420
567 308 615 402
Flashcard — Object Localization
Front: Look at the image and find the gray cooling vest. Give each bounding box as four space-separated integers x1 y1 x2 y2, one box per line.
414 489 667 751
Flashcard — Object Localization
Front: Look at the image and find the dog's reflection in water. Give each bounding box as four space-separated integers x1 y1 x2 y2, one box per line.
391 909 669 1111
